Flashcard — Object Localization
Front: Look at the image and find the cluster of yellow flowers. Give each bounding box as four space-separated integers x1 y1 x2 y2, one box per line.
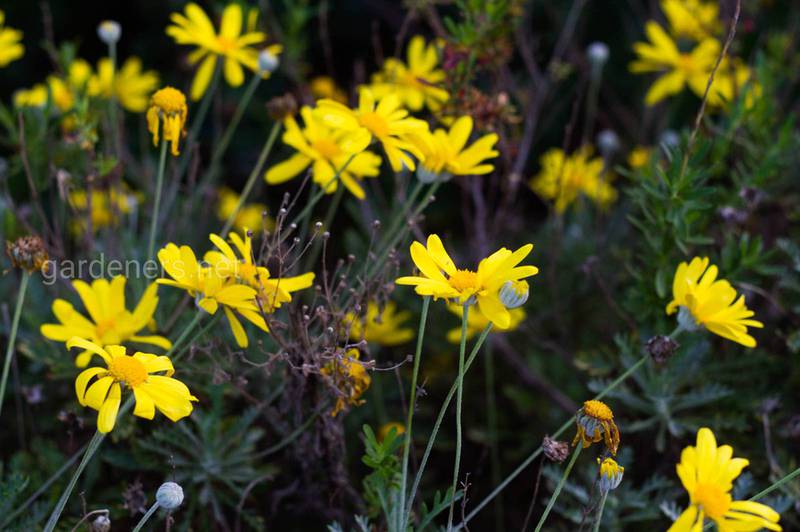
265 36 499 199
630 0 756 106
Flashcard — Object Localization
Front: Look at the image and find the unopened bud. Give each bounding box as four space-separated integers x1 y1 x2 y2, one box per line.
258 49 279 74
97 20 121 45
499 280 529 309
156 481 184 510
596 129 619 158
587 42 609 73
598 457 624 492
90 513 111 532
416 166 451 184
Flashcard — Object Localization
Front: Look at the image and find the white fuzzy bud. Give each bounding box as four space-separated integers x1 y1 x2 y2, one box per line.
416 166 451 184
97 21 121 45
499 280 529 309
258 49 279 74
586 42 609 69
596 129 620 158
156 481 184 510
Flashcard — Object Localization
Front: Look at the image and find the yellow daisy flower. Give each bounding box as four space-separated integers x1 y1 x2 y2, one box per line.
666 257 763 347
321 348 371 417
166 2 280 100
89 56 159 112
146 87 188 156
377 421 406 442
529 146 617 213
316 86 429 172
395 234 538 328
661 0 721 41
68 186 140 234
13 84 48 108
41 277 171 367
630 22 726 106
343 301 414 347
627 146 652 169
668 427 781 532
265 106 382 199
68 337 197 434
573 399 621 455
0 10 24 68
309 75 347 103
370 35 448 112
413 116 499 182
216 187 274 233
157 242 268 348
445 303 525 343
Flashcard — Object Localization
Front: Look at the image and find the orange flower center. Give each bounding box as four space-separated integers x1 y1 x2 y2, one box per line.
312 138 342 160
448 269 479 292
150 87 187 115
677 53 700 75
693 483 731 519
108 356 148 387
359 112 390 138
583 399 613 421
95 318 117 339
216 36 236 53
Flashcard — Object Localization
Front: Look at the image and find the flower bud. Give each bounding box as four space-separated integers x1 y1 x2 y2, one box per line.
499 280 529 309
587 42 609 72
596 129 620 159
97 20 121 45
660 130 680 150
416 166 451 184
6 235 49 273
90 513 111 532
598 457 624 492
156 481 184 510
258 49 279 74
676 306 700 333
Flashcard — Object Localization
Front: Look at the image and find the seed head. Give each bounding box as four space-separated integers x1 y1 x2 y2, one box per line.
6 235 49 273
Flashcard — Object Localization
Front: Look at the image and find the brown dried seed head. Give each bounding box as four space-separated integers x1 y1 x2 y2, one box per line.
542 435 570 463
6 235 49 273
267 93 298 121
646 335 679 364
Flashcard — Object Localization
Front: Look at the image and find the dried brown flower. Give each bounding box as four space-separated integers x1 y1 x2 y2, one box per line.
6 235 49 273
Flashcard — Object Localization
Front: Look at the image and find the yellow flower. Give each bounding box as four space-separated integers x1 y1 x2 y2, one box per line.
343 301 414 347
41 277 171 367
166 3 280 100
0 10 24 68
68 337 197 433
529 146 617 213
445 303 525 343
413 116 499 182
89 56 159 112
630 22 725 106
309 76 347 103
321 348 371 417
146 87 188 156
598 457 624 492
370 35 448 112
627 146 652 169
378 421 406 442
666 257 763 347
203 230 315 314
13 84 48 108
395 234 538 328
68 186 140 233
316 86 429 172
662 0 721 40
216 187 274 233
573 399 620 455
157 242 268 348
668 427 781 532
265 106 382 199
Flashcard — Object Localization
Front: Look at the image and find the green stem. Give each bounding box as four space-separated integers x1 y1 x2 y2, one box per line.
131 502 160 532
43 431 105 532
220 121 283 236
146 139 169 260
0 271 31 418
750 465 800 502
485 340 504 530
456 354 651 530
446 304 471 531
533 444 582 532
174 63 222 183
592 490 609 532
399 296 431 530
107 40 121 157
405 324 493 528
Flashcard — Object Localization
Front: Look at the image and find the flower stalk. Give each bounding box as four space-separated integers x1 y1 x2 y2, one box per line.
446 303 471 531
533 444 582 532
146 138 169 260
0 271 32 418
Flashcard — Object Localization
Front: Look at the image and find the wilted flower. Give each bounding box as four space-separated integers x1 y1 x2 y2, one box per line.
396 234 538 328
156 481 184 510
321 348 371 416
573 399 620 455
597 457 624 492
668 428 781 531
41 276 171 367
97 20 121 45
543 436 570 463
68 337 197 433
6 235 49 273
146 87 188 156
666 257 763 347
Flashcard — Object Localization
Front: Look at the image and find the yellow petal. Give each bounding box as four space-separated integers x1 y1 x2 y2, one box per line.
97 383 122 433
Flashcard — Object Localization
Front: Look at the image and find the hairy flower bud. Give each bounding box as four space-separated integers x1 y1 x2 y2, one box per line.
598 457 624 492
97 20 121 45
156 481 184 510
258 49 279 74
6 235 49 273
499 280 529 309
597 129 620 158
646 335 680 364
587 41 609 77
90 512 111 532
